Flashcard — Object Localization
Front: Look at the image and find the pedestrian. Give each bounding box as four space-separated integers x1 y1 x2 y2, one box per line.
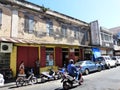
19 61 25 74
35 58 40 76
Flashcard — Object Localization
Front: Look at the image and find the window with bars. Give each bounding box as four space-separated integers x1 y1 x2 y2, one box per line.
84 30 89 41
46 19 53 36
73 27 79 39
61 25 67 37
101 32 112 42
24 15 35 33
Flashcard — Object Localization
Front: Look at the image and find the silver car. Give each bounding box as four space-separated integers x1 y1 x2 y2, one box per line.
111 56 120 65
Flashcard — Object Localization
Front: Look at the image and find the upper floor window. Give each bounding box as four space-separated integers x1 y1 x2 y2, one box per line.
24 15 35 33
84 30 89 41
101 33 104 40
61 25 67 37
73 27 79 39
101 32 112 42
46 19 53 36
79 29 89 42
0 9 2 27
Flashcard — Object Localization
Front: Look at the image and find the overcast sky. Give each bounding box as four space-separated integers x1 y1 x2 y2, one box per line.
26 0 120 29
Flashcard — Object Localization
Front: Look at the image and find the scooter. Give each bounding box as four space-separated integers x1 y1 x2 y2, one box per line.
16 68 37 87
40 68 59 82
57 67 67 79
61 71 84 90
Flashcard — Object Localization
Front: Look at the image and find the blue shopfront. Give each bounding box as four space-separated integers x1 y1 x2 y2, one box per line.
92 48 101 61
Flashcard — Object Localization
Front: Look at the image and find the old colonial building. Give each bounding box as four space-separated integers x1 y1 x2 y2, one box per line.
0 0 90 76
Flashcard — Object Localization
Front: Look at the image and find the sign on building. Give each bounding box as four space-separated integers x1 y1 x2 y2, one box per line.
90 20 101 45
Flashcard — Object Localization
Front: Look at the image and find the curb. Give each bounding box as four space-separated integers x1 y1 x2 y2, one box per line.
0 78 41 88
0 82 15 88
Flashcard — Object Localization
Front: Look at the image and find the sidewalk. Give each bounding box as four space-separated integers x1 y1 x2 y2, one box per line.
0 77 41 88
0 78 16 88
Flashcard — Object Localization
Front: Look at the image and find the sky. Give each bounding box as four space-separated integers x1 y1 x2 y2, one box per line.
26 0 120 29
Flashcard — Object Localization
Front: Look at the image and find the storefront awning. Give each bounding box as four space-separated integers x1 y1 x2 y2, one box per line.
0 37 41 44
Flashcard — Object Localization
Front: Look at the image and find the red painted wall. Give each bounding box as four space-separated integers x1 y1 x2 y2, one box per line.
55 47 62 67
17 46 38 71
40 46 46 67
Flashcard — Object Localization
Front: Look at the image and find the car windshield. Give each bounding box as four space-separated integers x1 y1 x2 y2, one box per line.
112 57 116 60
96 57 104 61
75 61 83 66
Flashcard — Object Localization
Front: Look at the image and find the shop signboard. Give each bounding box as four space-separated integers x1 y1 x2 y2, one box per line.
90 20 101 45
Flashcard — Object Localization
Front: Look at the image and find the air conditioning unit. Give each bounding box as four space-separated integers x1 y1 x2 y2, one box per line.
0 42 13 53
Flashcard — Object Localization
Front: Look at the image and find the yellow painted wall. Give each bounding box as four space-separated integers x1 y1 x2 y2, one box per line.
40 66 58 72
10 46 17 77
10 43 79 76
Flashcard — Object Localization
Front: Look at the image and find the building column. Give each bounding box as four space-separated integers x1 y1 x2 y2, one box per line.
11 9 18 37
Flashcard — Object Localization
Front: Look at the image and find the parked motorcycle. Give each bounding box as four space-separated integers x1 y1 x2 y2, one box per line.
16 68 37 87
57 67 67 79
0 68 13 82
40 68 60 82
61 71 84 90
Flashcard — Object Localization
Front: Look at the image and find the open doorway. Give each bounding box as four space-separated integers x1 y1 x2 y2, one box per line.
62 48 69 68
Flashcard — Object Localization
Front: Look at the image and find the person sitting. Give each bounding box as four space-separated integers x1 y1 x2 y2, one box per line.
67 59 79 80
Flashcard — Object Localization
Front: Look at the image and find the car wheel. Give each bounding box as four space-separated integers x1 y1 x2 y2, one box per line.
85 69 89 75
98 66 101 72
107 64 111 69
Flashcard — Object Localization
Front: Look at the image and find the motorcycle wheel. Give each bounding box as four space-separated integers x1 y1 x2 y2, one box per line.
16 77 24 87
63 81 72 90
79 77 84 85
41 77 46 83
31 77 38 84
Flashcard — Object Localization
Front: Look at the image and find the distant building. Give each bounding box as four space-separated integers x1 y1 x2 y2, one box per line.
109 26 120 55
90 21 113 61
100 27 113 56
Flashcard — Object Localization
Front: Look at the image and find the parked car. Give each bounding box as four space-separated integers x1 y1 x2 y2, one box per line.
75 60 101 75
111 56 120 65
95 56 116 69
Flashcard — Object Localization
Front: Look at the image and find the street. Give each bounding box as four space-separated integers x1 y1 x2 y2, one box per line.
1 66 120 90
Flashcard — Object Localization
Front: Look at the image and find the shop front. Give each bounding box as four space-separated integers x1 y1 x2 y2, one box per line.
92 47 101 61
17 46 39 74
84 48 92 60
8 42 83 76
100 47 113 56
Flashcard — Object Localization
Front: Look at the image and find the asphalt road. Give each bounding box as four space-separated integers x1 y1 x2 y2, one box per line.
1 66 120 90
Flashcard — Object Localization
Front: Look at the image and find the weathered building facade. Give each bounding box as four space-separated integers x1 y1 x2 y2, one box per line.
100 27 113 56
90 21 113 61
109 26 120 56
0 0 90 76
